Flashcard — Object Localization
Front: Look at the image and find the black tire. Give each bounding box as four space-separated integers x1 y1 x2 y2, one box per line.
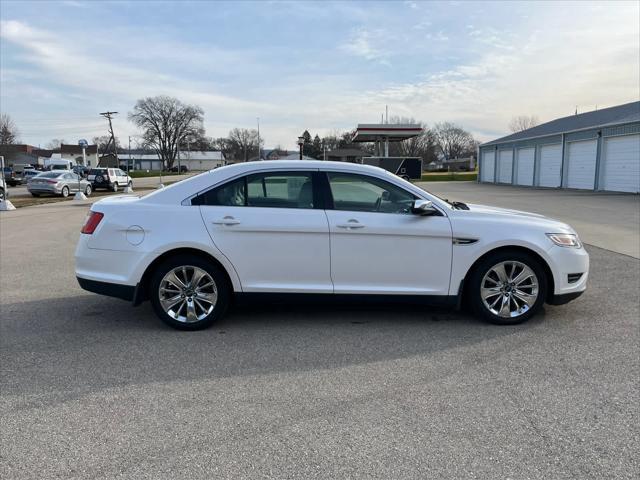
31 193 40 197
128 181 133 188
112 182 119 192
468 250 547 325
95 175 104 183
149 254 231 331
84 184 92 196
0 188 4 201
61 186 69 198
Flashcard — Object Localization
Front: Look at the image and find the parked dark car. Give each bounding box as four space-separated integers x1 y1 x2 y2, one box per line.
169 165 189 173
3 167 19 187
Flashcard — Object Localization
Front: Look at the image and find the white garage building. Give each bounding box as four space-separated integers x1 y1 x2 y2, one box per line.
479 101 640 193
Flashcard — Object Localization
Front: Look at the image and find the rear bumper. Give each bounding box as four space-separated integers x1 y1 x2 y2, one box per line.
77 276 136 302
28 185 61 194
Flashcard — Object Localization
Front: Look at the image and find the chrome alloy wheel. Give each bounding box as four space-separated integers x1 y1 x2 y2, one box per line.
481 261 539 318
158 266 218 323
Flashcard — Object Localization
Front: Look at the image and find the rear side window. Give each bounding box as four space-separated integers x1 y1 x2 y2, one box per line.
193 172 314 209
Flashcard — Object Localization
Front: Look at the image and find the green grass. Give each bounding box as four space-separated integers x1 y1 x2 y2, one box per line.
128 170 183 178
419 172 478 182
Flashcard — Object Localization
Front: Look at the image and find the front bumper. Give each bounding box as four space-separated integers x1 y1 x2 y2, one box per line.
546 244 589 298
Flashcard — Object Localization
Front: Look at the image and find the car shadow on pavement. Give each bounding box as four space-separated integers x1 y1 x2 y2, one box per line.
1 293 550 408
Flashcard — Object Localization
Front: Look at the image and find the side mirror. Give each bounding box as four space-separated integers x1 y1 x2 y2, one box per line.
411 199 438 216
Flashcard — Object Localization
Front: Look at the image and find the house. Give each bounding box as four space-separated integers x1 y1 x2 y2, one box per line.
479 101 640 193
116 150 225 171
0 144 53 167
60 144 99 167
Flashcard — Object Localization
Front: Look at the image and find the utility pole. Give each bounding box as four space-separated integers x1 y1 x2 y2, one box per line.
128 136 131 174
99 111 118 166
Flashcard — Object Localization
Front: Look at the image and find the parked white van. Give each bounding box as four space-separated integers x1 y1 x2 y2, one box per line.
44 158 74 170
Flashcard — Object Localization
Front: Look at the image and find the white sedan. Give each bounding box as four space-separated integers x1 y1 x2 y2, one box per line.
75 161 588 330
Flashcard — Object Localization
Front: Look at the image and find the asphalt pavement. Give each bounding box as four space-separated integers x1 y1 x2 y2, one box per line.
418 181 640 258
1 192 638 479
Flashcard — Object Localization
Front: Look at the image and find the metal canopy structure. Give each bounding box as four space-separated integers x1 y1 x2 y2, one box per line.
352 123 423 157
352 124 423 143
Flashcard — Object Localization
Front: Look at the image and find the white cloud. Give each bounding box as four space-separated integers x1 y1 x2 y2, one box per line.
340 28 390 65
351 4 640 140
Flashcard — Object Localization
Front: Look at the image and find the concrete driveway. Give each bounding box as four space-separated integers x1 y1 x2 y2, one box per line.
417 182 640 258
1 200 638 479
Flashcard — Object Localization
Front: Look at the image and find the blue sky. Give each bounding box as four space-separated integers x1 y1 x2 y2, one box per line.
1 0 638 149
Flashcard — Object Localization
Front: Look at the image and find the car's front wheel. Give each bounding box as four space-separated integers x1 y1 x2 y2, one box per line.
149 255 230 330
112 182 119 192
469 250 547 325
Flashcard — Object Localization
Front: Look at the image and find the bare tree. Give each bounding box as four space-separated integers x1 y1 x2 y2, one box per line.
228 128 261 162
45 138 66 150
0 114 20 145
93 135 121 152
508 115 539 133
388 116 437 162
129 96 204 169
432 122 476 160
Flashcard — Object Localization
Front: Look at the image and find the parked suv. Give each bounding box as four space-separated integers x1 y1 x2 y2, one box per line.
88 168 133 192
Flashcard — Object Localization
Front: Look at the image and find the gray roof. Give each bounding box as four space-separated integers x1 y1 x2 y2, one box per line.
483 101 640 146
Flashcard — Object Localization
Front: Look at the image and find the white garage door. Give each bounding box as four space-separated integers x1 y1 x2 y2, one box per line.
481 150 495 182
516 148 535 186
601 134 640 193
497 150 513 183
566 139 597 189
539 144 562 187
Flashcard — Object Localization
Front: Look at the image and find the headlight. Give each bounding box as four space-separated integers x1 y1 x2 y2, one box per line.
546 233 581 248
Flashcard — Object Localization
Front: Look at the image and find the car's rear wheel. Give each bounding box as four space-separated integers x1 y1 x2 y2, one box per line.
112 182 119 192
149 254 230 330
61 186 69 198
468 250 547 325
128 181 133 188
84 184 92 196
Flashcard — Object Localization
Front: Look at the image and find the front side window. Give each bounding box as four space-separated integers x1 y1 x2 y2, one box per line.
193 171 314 208
327 172 416 214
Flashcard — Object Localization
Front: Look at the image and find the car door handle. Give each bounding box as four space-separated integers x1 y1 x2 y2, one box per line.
212 216 240 226
336 220 365 229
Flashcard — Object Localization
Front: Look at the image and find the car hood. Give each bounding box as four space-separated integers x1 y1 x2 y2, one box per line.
452 203 575 234
465 203 547 218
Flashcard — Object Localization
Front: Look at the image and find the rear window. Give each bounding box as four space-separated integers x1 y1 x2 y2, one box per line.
89 169 106 175
38 172 64 178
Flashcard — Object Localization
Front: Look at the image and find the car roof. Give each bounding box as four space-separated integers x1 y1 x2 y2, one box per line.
137 160 442 208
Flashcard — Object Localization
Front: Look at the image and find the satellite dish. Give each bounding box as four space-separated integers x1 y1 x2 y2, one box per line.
78 139 88 147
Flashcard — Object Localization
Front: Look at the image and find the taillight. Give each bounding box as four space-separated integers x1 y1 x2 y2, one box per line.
46 179 58 184
81 211 104 234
